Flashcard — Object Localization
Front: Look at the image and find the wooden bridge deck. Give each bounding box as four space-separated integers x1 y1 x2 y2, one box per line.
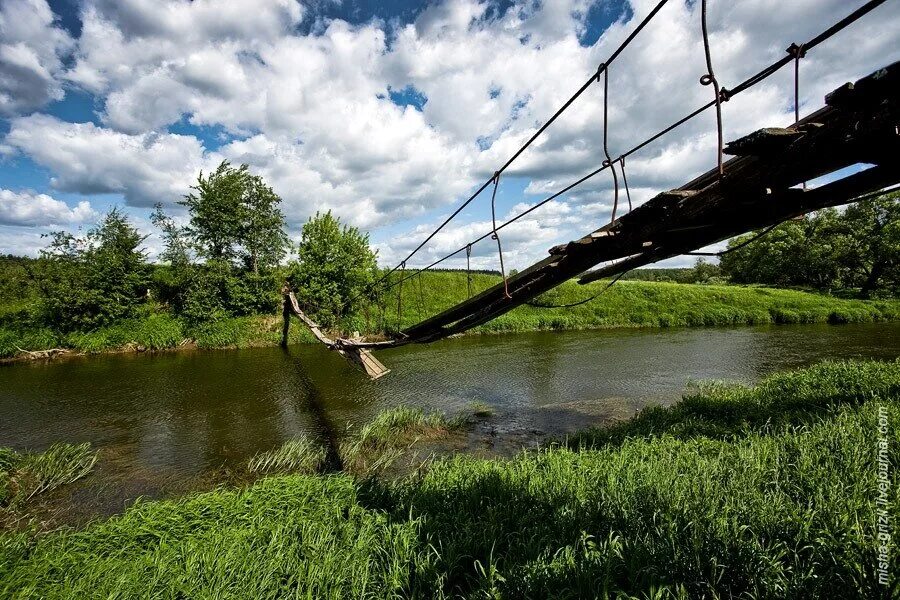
287 62 899 378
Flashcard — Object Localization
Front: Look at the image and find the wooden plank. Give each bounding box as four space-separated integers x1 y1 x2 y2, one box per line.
389 61 899 345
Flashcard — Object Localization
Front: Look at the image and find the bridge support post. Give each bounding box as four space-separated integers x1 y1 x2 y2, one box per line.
280 285 291 348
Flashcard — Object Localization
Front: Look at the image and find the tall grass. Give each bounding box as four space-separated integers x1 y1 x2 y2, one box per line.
3 361 896 598
247 437 326 475
1 476 418 599
340 406 464 476
0 443 98 507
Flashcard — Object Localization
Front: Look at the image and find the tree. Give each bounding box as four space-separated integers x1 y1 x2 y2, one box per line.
239 175 289 275
719 193 900 296
289 211 378 327
35 209 149 331
180 162 248 262
679 258 719 284
832 193 900 297
152 162 288 321
179 161 287 269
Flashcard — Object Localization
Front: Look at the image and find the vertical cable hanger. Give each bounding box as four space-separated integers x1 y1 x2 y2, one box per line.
598 63 620 223
619 156 633 213
489 172 513 299
465 243 473 298
700 0 725 178
788 41 807 189
416 270 426 316
396 261 405 331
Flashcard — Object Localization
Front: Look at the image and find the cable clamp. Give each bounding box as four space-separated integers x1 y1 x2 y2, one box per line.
786 42 806 59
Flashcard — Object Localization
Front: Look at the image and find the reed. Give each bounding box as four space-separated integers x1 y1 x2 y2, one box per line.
1 443 97 507
247 437 326 475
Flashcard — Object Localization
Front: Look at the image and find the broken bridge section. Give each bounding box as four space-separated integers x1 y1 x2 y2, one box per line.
291 62 899 379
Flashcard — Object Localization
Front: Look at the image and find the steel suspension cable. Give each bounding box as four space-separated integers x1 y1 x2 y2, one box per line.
465 243 473 298
527 271 629 309
619 156 633 213
373 0 889 298
699 0 725 177
489 173 513 299
396 261 405 331
357 0 673 294
599 64 620 223
788 41 807 189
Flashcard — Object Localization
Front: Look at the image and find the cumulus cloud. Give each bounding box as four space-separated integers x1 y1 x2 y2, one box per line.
0 188 97 226
0 0 74 116
2 0 899 265
4 114 218 207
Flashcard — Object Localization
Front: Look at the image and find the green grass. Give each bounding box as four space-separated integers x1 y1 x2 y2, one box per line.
376 272 900 333
247 437 326 475
2 275 899 359
3 360 897 598
1 443 97 508
340 407 465 476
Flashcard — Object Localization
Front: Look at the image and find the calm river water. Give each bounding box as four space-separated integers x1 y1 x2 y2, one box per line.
2 322 899 507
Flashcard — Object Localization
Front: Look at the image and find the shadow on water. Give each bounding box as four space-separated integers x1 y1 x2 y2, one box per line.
280 345 344 472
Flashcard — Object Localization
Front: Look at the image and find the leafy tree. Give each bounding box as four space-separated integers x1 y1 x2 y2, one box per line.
240 176 288 274
289 211 378 327
832 194 900 297
179 161 287 269
180 162 247 262
688 258 720 284
35 209 149 331
720 193 900 296
152 162 288 321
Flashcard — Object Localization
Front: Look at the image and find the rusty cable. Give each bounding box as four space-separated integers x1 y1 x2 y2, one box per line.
465 243 473 298
526 270 628 309
599 63 620 223
416 270 426 315
685 223 781 256
619 156 633 213
396 261 405 331
490 172 513 299
372 0 888 297
788 41 807 189
700 0 725 178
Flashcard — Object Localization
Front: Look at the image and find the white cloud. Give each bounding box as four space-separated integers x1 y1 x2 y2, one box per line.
0 0 73 116
0 188 97 226
2 0 899 265
4 114 218 207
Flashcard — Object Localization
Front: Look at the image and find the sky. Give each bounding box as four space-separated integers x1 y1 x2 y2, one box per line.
1 0 898 271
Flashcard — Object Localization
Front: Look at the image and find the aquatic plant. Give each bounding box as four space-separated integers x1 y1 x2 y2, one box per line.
340 406 464 476
247 438 326 475
0 443 97 507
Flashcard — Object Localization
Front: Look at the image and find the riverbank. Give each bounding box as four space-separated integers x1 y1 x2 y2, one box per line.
2 277 899 360
2 360 898 598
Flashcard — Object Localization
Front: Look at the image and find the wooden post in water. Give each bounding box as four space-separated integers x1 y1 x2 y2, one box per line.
280 284 291 348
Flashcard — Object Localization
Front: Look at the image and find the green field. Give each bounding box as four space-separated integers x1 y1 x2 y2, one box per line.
2 360 897 598
3 273 900 359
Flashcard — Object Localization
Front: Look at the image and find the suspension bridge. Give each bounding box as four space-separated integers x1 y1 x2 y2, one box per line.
281 0 900 379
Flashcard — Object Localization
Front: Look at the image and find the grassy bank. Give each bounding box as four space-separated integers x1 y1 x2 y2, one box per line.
3 275 900 359
2 360 897 598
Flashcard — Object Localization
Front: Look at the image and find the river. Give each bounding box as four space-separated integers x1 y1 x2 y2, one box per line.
2 322 899 513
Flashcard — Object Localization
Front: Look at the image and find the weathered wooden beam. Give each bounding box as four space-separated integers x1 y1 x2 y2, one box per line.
282 291 390 379
391 61 899 345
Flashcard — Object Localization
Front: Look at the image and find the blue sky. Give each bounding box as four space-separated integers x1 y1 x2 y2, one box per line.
1 0 898 268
